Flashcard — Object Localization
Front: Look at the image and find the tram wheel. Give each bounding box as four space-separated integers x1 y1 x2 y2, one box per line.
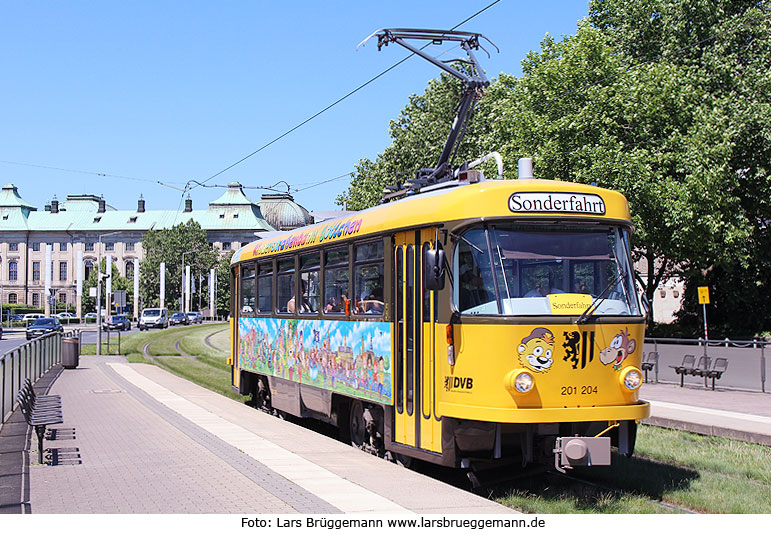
349 399 367 448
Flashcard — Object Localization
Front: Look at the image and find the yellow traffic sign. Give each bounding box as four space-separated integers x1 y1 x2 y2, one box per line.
698 286 710 305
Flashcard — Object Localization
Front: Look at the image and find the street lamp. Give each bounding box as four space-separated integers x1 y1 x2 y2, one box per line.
181 250 196 314
97 231 121 356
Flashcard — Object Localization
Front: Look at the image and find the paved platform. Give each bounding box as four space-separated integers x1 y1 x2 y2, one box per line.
1 355 510 514
640 382 771 446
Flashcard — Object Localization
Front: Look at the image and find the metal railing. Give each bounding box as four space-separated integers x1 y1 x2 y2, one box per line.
1 332 63 428
644 337 768 393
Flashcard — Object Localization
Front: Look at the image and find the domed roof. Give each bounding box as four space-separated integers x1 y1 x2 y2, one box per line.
258 193 314 231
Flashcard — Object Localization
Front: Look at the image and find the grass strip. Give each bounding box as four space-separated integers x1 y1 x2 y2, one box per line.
495 425 771 514
152 356 246 402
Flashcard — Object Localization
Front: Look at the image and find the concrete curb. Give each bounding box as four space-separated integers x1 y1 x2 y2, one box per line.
643 416 771 447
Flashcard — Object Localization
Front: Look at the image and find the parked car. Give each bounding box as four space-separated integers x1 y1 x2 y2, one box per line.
186 311 203 324
56 312 76 319
138 308 168 330
26 318 64 340
84 312 97 320
22 313 45 322
105 314 131 331
169 312 189 326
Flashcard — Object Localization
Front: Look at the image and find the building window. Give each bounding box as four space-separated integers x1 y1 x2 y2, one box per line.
85 242 95 252
58 293 67 304
8 261 17 281
32 293 40 307
59 261 68 281
60 242 68 251
126 261 134 279
84 260 94 280
105 242 114 252
8 293 17 304
33 261 41 281
32 242 40 252
126 242 135 251
9 242 18 252
222 242 232 251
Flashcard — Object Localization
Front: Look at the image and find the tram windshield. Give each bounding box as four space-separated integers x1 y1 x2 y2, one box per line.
454 223 641 317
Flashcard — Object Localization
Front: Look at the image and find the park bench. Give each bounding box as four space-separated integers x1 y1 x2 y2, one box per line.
670 354 696 387
22 378 62 408
641 351 658 383
16 383 64 464
694 357 729 391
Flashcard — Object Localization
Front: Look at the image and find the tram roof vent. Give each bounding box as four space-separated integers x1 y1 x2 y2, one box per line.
518 157 534 180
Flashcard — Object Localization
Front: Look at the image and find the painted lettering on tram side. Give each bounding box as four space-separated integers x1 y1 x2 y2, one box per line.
248 217 364 258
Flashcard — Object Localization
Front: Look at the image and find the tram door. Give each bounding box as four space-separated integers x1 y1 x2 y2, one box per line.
393 229 442 453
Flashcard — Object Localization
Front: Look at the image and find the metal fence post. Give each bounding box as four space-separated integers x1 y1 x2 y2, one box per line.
1 356 5 424
761 344 766 394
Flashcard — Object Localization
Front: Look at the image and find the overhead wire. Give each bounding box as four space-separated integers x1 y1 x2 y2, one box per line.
189 0 503 193
0 1 503 200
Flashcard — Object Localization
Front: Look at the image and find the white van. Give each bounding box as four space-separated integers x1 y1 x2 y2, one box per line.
138 308 168 330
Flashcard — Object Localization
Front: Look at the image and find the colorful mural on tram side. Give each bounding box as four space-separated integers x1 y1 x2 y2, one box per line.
238 318 393 404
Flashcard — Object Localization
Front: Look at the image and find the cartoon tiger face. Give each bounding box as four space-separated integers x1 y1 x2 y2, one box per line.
518 327 555 372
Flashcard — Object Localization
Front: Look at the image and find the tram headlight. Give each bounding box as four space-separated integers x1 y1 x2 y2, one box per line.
620 366 642 391
505 369 534 394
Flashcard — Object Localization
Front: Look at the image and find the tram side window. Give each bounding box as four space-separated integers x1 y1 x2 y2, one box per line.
324 247 349 314
257 261 273 313
277 258 295 314
299 252 320 314
240 264 255 316
354 241 384 315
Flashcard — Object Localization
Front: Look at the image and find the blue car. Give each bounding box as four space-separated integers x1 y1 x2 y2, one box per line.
105 314 131 331
26 318 64 340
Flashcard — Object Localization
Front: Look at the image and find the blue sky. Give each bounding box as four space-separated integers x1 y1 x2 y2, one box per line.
1 1 590 215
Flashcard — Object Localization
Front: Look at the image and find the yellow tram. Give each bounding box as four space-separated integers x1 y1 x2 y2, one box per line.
229 174 649 473
228 29 649 475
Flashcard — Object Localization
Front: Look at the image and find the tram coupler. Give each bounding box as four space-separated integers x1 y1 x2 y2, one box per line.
553 436 611 474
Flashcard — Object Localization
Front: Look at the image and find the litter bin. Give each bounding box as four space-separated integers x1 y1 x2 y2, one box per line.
62 337 80 369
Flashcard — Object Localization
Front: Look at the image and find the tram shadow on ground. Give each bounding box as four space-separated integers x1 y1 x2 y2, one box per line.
487 452 699 512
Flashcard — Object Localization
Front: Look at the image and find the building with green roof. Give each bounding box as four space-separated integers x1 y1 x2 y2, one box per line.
0 181 312 312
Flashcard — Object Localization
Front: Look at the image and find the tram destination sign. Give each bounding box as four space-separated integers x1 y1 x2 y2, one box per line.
508 192 606 215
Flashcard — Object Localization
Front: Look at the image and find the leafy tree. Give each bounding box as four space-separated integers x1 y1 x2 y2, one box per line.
587 0 771 332
337 0 771 331
139 220 221 312
213 254 232 317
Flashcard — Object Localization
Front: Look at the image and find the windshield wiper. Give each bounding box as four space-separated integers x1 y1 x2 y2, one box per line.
576 271 625 324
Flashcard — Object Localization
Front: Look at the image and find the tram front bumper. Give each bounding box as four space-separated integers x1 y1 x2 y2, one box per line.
439 400 650 424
